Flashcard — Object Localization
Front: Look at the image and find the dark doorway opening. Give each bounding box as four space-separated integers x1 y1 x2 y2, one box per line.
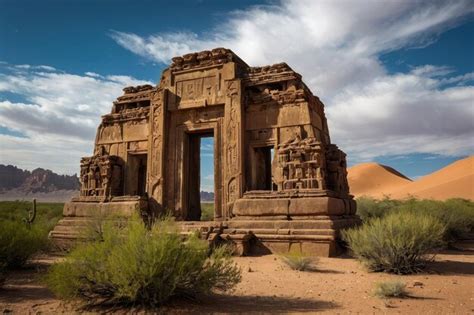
185 131 214 221
253 146 275 191
128 153 147 197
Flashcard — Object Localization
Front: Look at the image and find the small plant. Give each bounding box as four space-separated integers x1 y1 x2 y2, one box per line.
281 252 317 271
45 215 241 306
373 280 408 298
343 211 445 274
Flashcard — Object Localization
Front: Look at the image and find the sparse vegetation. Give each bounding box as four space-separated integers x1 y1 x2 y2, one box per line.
373 280 408 298
0 201 63 272
356 197 474 242
45 215 241 306
356 197 402 221
281 252 317 271
343 211 445 274
201 203 214 221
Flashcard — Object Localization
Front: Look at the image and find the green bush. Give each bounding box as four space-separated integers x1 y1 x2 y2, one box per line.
356 197 402 221
0 201 62 271
0 220 49 268
373 281 407 298
343 211 445 274
46 215 241 306
281 252 317 271
395 198 474 241
355 198 474 242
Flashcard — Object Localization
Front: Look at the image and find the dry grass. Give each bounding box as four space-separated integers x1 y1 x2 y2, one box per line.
373 281 408 299
281 252 317 271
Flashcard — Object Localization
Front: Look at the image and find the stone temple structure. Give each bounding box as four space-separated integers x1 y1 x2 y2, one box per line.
50 48 359 256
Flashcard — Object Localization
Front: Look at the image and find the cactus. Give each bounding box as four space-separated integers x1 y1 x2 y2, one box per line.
23 199 37 228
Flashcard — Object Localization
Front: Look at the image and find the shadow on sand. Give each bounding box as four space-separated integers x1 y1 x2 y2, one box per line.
165 294 340 314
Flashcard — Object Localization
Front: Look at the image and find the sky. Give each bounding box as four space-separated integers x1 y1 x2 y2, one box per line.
0 0 473 192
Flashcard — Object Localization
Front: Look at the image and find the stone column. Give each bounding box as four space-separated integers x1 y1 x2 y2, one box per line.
147 88 166 215
223 79 244 218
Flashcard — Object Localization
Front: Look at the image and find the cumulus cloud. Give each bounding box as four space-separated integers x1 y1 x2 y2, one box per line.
111 0 474 163
0 64 152 174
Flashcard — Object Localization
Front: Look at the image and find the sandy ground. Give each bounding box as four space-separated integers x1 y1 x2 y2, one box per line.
1 251 473 314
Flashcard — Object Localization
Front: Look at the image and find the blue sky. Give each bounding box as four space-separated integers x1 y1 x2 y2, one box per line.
1 0 473 192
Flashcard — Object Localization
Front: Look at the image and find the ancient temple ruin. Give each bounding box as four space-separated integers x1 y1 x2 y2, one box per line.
50 48 359 256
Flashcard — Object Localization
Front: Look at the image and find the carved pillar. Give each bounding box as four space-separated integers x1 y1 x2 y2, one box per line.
223 79 244 218
147 89 166 215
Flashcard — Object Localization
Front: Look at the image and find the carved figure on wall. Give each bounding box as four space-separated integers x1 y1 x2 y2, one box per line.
79 148 122 199
272 136 327 191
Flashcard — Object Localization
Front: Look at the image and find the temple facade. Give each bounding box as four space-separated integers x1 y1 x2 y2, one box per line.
50 48 359 256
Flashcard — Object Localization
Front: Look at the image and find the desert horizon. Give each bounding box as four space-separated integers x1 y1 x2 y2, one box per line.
1 0 473 314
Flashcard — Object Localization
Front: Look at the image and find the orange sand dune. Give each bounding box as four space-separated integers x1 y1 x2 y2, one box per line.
348 162 412 199
389 156 474 200
348 156 474 200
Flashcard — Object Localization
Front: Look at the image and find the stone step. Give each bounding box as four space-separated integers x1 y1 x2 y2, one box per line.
223 228 336 236
226 220 336 230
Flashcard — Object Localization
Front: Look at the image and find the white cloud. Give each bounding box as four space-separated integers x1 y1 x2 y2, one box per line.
111 0 474 163
0 65 152 174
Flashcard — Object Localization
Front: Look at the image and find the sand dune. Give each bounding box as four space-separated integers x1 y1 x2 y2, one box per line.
348 162 412 198
390 156 474 200
348 156 474 200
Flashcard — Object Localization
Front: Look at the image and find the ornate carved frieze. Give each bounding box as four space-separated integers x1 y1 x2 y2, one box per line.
272 136 326 191
79 147 123 199
243 63 302 86
247 86 307 106
114 85 153 105
102 107 150 125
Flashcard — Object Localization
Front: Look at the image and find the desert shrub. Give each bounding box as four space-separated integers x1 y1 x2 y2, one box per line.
0 220 49 268
356 197 402 221
46 215 241 306
343 211 445 274
355 198 474 242
281 252 317 271
394 198 474 241
0 201 62 270
373 281 407 298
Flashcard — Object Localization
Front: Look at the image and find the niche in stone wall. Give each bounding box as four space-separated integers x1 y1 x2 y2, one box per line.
249 145 275 191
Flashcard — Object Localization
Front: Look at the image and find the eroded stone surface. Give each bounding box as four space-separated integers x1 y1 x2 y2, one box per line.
50 48 360 256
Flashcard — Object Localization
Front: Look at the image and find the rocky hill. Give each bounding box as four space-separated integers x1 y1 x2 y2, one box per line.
0 165 80 193
0 165 80 202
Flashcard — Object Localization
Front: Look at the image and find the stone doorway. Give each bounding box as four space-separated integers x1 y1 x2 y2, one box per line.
184 130 215 221
127 153 147 197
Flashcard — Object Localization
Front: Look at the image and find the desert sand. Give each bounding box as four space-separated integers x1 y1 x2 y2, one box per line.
348 156 474 200
347 163 412 199
1 252 473 314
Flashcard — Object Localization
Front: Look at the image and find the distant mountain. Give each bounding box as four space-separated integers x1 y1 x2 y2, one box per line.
200 191 214 202
0 164 80 193
0 165 80 202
